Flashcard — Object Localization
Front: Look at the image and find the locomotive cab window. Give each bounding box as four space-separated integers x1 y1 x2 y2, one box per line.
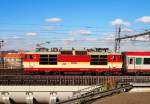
136 58 142 65
144 58 150 64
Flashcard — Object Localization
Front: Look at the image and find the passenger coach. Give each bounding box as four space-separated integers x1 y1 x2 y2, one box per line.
123 52 150 73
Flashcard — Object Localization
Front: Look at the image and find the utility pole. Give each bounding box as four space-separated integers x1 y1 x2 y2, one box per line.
0 40 4 49
114 25 121 52
115 30 150 52
0 40 4 69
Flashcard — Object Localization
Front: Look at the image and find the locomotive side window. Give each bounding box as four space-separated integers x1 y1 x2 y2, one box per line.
49 55 57 65
90 55 99 65
91 62 99 65
40 54 49 65
91 55 99 58
90 55 107 65
100 55 107 58
29 55 33 59
40 54 57 65
144 58 150 64
136 58 142 65
99 55 107 65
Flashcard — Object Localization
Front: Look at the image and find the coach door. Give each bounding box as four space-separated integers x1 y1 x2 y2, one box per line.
134 57 142 70
128 57 135 70
128 57 142 70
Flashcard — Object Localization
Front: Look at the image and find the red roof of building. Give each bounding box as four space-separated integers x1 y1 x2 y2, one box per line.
0 53 22 58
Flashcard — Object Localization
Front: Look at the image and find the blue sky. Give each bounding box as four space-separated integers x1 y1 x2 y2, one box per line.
0 0 150 51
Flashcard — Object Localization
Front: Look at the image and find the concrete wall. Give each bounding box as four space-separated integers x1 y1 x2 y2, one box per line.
0 85 90 104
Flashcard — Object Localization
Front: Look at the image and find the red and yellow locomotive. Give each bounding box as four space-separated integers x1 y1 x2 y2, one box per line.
23 49 123 73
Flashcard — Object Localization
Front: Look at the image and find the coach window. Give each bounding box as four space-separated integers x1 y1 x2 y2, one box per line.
129 58 134 64
136 58 142 65
144 58 150 64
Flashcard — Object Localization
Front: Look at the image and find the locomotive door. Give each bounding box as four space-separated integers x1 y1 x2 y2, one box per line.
29 55 35 68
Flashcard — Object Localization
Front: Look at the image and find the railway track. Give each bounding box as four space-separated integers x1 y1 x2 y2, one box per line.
0 75 150 85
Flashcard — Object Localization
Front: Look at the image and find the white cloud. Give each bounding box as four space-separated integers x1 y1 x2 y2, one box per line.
135 37 145 41
122 28 133 32
69 30 92 36
105 37 115 42
134 36 150 41
111 18 130 26
136 16 150 23
26 32 37 36
63 38 75 46
43 25 61 30
45 17 63 22
84 38 97 42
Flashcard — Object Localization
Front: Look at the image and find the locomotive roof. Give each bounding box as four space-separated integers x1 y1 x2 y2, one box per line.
24 51 122 55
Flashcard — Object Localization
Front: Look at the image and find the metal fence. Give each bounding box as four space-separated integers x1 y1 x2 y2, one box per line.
0 75 150 86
